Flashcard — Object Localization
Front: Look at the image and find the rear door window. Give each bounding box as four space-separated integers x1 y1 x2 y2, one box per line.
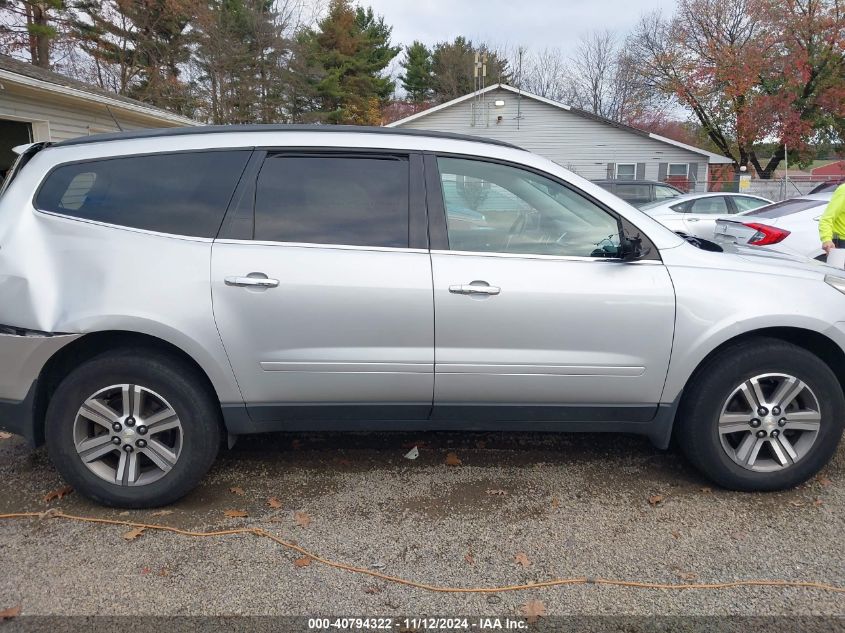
35 150 251 238
254 154 409 248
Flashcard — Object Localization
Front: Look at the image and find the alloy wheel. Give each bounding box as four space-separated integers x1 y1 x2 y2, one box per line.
72 384 183 486
718 373 821 472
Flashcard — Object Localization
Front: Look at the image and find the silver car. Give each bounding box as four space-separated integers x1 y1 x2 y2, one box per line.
1 126 844 507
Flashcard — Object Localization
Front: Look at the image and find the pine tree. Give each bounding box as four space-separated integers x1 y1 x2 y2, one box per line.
431 36 509 103
71 0 196 113
295 0 399 124
399 40 433 105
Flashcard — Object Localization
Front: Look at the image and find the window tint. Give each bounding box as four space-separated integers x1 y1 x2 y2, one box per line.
614 183 651 203
687 196 729 214
36 151 250 238
437 157 620 258
733 196 769 213
654 185 681 200
254 155 409 248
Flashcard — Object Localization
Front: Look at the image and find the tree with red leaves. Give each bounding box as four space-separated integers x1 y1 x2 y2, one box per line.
630 0 845 178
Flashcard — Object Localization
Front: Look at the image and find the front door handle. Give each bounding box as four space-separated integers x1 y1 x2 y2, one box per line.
449 283 501 296
224 275 279 288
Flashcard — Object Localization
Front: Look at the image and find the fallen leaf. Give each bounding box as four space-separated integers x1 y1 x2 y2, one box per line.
514 552 532 568
670 530 681 539
648 494 666 506
294 556 311 568
229 486 245 496
118 511 130 516
445 452 462 466
0 606 21 621
817 476 833 488
550 496 561 509
122 526 145 541
364 585 382 595
267 497 283 509
158 568 169 577
294 511 312 528
789 501 805 508
140 567 151 575
404 446 420 460
485 489 507 496
520 599 546 624
224 509 248 518
150 510 174 517
813 497 824 507
43 485 73 502
464 550 475 565
0 431 13 440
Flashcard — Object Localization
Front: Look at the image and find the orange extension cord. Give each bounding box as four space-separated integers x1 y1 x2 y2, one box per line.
2 510 844 595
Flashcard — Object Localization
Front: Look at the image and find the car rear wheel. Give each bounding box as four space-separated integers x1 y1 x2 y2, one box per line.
45 349 221 507
676 338 844 491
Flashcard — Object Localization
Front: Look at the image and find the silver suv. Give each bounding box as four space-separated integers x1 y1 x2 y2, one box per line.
1 125 844 507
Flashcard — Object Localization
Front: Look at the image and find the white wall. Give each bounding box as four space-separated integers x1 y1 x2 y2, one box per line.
0 82 186 143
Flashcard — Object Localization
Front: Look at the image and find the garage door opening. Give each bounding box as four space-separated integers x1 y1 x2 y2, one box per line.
0 119 33 182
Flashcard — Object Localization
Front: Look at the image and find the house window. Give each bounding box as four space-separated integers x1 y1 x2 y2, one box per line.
615 163 636 180
668 163 689 178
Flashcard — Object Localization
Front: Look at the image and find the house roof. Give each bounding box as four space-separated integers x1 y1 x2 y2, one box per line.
387 84 734 165
0 54 198 126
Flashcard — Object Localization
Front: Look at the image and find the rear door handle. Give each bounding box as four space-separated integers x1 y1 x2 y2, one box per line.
224 275 279 288
449 283 501 296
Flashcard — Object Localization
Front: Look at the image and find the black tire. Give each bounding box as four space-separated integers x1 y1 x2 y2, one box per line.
676 337 845 491
45 349 222 508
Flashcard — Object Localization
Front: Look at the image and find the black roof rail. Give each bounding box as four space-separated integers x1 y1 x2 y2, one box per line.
54 124 523 150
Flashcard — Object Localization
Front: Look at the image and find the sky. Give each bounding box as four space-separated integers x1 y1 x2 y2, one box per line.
363 0 679 54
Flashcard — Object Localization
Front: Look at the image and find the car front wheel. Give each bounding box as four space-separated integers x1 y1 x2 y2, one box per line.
45 349 221 507
676 338 844 491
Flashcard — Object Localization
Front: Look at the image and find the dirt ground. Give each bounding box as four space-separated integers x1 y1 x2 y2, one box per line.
0 429 843 627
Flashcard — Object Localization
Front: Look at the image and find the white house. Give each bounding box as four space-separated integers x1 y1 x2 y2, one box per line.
0 54 198 178
388 84 733 192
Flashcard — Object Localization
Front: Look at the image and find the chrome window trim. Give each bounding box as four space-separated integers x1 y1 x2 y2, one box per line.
213 238 428 254
429 248 662 264
33 208 215 243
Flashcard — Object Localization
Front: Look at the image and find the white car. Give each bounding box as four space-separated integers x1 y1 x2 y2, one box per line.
713 193 834 260
640 193 772 239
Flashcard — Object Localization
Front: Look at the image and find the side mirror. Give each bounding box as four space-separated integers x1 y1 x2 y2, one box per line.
619 234 644 261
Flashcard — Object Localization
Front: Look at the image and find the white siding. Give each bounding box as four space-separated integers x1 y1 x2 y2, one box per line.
397 88 710 190
0 83 185 142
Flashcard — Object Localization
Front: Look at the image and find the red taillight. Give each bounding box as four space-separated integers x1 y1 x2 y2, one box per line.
744 222 791 246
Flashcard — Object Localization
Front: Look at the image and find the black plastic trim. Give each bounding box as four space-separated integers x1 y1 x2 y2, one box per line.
0 382 37 446
52 124 522 150
220 402 678 448
217 150 265 240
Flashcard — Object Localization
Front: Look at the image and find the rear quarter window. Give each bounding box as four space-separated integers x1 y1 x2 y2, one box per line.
34 150 251 238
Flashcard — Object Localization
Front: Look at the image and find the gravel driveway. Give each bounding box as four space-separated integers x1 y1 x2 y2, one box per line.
0 429 843 626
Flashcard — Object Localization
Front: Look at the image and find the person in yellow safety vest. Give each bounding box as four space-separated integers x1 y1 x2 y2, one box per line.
820 183 845 255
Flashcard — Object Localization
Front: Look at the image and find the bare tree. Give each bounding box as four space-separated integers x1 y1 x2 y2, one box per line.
516 46 573 103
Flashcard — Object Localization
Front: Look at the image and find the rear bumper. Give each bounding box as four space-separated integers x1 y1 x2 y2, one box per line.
0 381 37 445
0 332 79 401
